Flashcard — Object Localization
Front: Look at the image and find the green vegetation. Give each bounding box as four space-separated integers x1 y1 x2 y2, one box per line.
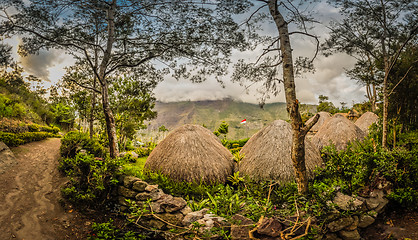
88 219 145 240
0 131 60 147
60 131 106 158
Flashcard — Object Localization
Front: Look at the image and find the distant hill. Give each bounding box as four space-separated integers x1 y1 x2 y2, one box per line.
140 99 316 140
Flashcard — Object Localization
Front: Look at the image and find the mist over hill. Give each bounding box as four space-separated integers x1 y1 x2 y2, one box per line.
140 99 316 140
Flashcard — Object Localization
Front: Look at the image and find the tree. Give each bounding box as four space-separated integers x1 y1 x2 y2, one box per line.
0 43 12 67
323 0 418 148
1 0 249 158
215 121 229 139
233 0 320 194
317 95 337 114
386 44 418 131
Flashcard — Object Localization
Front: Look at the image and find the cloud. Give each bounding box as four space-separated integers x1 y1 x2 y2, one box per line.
18 48 66 81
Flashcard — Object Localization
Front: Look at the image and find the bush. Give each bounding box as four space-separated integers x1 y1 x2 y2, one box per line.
39 125 60 134
0 94 27 118
317 138 418 209
0 132 24 146
28 123 40 132
0 131 59 147
59 153 120 207
60 131 106 158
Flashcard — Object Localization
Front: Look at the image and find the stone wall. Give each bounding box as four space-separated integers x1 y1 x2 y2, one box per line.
116 175 390 240
116 175 226 234
324 189 389 240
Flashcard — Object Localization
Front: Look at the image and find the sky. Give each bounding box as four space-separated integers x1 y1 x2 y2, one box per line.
2 1 367 107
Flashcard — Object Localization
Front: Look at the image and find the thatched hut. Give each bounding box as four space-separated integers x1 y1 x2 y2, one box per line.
144 124 234 184
355 112 379 134
311 114 366 151
305 111 332 133
239 120 323 182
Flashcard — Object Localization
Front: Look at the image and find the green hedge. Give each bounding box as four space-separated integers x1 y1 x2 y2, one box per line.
0 131 61 147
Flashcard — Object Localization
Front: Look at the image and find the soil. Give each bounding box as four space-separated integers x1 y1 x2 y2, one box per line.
0 138 91 240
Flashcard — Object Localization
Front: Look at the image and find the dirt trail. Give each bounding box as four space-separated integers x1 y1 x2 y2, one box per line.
0 138 89 240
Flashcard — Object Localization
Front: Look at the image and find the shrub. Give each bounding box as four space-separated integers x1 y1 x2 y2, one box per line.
28 123 40 132
60 153 120 207
60 131 106 158
40 125 60 134
0 94 27 118
317 138 418 209
0 132 24 146
0 131 59 147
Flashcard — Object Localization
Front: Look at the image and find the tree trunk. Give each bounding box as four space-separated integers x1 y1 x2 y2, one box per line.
89 45 99 139
268 1 318 194
101 80 119 158
98 0 119 158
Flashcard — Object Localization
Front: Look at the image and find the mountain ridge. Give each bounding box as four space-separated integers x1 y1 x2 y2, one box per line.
141 99 316 140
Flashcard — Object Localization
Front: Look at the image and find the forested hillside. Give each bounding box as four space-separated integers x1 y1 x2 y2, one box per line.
144 99 316 140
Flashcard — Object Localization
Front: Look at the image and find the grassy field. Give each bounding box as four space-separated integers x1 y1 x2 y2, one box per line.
122 156 148 177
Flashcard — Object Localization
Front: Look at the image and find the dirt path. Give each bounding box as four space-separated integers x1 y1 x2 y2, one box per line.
0 138 90 240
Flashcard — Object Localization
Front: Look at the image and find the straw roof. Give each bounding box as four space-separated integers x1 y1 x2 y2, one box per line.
311 114 367 151
355 112 379 133
239 120 323 182
144 124 234 184
305 112 332 133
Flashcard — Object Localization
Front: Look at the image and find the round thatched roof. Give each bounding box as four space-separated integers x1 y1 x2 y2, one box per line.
144 124 234 184
239 120 323 182
311 114 367 151
305 112 332 133
355 112 379 133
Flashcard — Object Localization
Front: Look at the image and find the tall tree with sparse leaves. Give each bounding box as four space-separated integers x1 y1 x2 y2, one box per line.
323 0 417 149
233 0 320 194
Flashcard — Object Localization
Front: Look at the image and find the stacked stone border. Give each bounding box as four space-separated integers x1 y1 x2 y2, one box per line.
116 175 390 240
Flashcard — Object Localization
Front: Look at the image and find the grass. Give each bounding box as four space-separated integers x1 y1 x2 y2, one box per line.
122 156 148 177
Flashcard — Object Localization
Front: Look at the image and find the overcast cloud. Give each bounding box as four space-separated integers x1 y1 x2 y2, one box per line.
2 1 367 107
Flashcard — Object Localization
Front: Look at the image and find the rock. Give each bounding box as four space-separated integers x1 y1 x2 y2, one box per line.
324 233 343 240
180 206 192 216
150 201 164 213
338 229 360 240
158 196 187 213
365 198 380 210
365 190 389 213
257 217 282 237
358 214 375 228
145 184 159 192
326 209 341 222
0 141 16 174
155 212 184 227
121 175 141 188
118 196 129 206
135 192 152 201
344 216 358 231
149 189 165 201
132 180 148 192
182 208 209 226
196 214 226 233
118 186 138 198
231 214 254 240
147 219 166 229
333 192 364 211
368 210 378 218
328 217 354 232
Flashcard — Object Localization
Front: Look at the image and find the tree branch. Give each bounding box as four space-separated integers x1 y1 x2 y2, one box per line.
388 61 417 97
